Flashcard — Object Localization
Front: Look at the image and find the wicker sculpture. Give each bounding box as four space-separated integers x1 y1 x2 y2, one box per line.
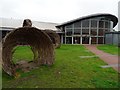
2 19 55 76
43 30 61 48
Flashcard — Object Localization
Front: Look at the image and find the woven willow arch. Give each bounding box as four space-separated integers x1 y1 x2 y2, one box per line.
43 30 61 48
2 27 55 76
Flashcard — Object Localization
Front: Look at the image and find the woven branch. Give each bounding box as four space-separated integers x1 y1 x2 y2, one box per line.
2 27 55 76
43 30 61 48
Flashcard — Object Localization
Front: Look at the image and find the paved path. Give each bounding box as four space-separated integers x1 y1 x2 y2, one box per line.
84 45 120 73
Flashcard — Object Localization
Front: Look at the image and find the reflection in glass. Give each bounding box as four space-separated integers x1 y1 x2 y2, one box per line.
98 37 104 44
66 37 72 44
82 29 89 35
74 29 81 35
74 21 81 28
66 24 72 28
98 29 104 36
73 37 80 44
91 29 97 36
91 37 97 44
91 20 97 27
66 29 72 36
105 21 108 28
82 20 89 27
99 21 104 28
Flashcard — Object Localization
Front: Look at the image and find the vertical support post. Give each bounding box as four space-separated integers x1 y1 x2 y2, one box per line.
97 20 99 44
61 34 63 44
81 21 82 44
72 37 73 44
102 20 105 44
89 19 91 44
72 24 74 44
65 26 66 44
103 36 104 44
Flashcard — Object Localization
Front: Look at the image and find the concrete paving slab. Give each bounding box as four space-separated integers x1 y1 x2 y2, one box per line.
79 56 98 58
101 64 120 68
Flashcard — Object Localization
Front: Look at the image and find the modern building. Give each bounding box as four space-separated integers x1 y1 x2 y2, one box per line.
56 13 118 44
0 13 118 44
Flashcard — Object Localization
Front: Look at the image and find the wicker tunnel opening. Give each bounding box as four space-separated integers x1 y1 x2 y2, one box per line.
12 45 34 63
2 27 55 76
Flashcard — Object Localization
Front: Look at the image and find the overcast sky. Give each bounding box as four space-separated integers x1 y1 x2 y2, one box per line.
0 0 120 29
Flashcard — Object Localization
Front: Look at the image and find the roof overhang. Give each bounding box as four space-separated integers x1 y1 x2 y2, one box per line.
56 13 118 28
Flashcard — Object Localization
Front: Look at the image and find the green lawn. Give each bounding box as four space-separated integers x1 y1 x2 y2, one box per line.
12 46 34 63
97 44 119 56
2 45 119 88
0 64 1 89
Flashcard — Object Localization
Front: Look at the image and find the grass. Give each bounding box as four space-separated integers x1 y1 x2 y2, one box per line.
0 64 1 89
97 44 119 56
12 46 34 63
2 45 119 88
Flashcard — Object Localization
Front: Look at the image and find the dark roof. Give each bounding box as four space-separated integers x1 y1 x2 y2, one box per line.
56 13 118 28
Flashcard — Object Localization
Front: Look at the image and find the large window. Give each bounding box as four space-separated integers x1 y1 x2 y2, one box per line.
91 20 97 27
82 20 89 27
73 37 80 44
82 37 89 44
66 37 72 44
98 37 104 44
98 29 104 36
66 24 72 28
66 29 72 36
104 29 109 33
99 21 104 28
105 21 108 28
91 37 97 44
82 29 89 35
74 29 81 35
74 21 81 28
91 29 97 36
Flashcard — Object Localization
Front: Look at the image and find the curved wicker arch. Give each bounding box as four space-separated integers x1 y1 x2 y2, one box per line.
2 27 55 76
43 30 61 48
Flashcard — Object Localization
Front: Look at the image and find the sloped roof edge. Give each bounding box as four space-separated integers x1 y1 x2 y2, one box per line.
56 13 118 28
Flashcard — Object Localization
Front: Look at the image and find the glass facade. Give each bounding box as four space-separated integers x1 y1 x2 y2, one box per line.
63 17 113 44
73 37 80 44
